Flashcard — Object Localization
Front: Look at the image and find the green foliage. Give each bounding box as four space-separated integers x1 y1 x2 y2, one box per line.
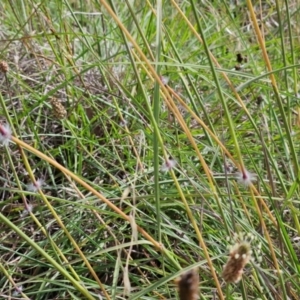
0 0 299 299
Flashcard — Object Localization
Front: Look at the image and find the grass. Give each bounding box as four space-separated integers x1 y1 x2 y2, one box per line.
0 0 300 299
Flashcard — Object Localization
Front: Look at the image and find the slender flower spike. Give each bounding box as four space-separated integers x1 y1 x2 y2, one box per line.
161 158 177 172
222 239 252 283
236 169 256 186
0 123 12 146
27 178 44 192
176 268 199 300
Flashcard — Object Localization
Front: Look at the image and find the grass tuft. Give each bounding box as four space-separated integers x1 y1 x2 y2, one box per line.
0 0 300 299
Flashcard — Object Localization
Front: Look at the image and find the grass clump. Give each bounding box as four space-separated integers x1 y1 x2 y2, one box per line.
0 0 300 299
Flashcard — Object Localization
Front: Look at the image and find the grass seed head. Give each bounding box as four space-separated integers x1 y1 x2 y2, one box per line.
50 98 67 119
0 60 9 73
176 268 199 300
222 236 252 283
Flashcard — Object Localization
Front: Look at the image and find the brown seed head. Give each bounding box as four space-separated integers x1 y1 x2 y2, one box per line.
236 53 243 63
222 241 251 283
0 61 9 73
50 98 67 119
176 268 199 300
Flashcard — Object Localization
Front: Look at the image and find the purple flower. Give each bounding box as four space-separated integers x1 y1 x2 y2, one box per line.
0 123 12 146
27 178 44 192
161 158 177 172
236 169 256 186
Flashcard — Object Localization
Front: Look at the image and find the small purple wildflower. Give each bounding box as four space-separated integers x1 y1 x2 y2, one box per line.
20 204 33 218
160 76 169 86
161 158 177 172
27 178 44 192
236 169 256 186
12 285 23 296
0 123 12 146
120 119 128 127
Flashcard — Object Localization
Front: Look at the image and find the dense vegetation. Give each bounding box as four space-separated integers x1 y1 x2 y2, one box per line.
0 1 299 299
